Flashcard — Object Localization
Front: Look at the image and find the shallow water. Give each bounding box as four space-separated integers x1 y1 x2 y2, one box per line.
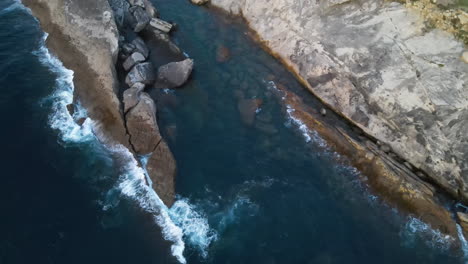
0 0 465 263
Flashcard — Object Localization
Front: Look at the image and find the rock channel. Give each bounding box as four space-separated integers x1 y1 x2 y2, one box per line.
24 0 193 207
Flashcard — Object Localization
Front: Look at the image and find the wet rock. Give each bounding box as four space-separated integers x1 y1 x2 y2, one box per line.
156 59 194 89
238 98 262 126
191 0 209 5
125 62 156 86
121 43 136 56
123 82 145 113
131 37 149 58
147 140 176 207
320 108 327 116
217 45 231 62
66 104 74 116
77 117 87 126
148 18 173 33
123 52 146 71
129 6 151 32
125 93 161 155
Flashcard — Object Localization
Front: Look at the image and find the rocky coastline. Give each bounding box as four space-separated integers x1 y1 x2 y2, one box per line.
23 0 193 207
192 0 468 240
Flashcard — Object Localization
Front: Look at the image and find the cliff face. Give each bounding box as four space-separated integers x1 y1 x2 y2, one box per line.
23 0 129 146
211 0 468 202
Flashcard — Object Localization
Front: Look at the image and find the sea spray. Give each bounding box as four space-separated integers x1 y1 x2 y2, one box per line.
401 217 454 251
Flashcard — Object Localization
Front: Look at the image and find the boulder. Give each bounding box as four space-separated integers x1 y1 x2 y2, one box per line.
131 37 149 58
123 82 145 113
121 43 136 56
148 18 173 33
130 6 151 32
123 52 146 71
125 93 161 155
216 45 230 62
143 0 158 17
125 62 156 86
238 98 262 126
156 59 194 88
190 0 209 5
147 140 176 207
128 0 145 7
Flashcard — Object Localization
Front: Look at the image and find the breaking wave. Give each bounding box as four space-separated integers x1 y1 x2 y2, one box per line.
401 217 454 251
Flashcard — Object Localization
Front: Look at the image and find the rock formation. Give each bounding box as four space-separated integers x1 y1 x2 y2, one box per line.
203 0 468 236
25 0 192 208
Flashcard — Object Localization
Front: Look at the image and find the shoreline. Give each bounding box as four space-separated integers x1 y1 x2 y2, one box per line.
203 1 467 240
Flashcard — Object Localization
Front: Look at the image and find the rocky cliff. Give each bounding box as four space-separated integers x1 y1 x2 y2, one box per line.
23 0 128 146
208 0 468 206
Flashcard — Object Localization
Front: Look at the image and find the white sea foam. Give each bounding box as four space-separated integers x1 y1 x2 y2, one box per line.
169 199 218 258
402 217 454 251
457 224 468 263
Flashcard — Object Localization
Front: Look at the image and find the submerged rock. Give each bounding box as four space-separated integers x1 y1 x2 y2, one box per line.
123 52 146 71
238 98 262 126
156 59 194 88
217 45 231 62
125 93 161 155
147 140 176 207
125 62 156 86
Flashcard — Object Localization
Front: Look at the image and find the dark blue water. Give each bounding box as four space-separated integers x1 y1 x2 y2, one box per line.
0 0 465 263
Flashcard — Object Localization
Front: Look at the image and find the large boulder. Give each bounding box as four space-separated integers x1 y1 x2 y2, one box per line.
129 6 151 32
125 62 156 86
123 82 145 113
156 59 194 89
147 140 176 207
125 93 161 155
123 52 146 71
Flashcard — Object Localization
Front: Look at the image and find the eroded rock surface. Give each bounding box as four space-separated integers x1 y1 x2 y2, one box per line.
147 140 176 207
211 0 468 203
125 92 162 155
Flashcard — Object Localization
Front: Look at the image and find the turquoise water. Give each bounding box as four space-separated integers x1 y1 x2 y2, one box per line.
0 0 464 263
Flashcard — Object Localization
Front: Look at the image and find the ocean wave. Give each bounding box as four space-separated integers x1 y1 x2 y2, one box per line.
169 199 218 258
401 217 455 251
0 0 27 17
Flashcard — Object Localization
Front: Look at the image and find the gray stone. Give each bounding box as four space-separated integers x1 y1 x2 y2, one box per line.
148 18 173 33
121 43 135 55
123 52 146 71
156 59 194 88
130 6 150 32
125 62 156 86
123 82 145 113
191 0 209 5
125 92 161 155
131 37 149 58
128 0 145 7
320 108 327 116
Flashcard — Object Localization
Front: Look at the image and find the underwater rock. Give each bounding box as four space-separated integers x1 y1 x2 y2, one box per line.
238 98 262 126
217 45 231 62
